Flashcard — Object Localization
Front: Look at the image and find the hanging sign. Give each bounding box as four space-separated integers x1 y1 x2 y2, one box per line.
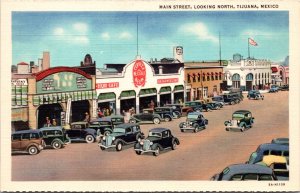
132 60 146 88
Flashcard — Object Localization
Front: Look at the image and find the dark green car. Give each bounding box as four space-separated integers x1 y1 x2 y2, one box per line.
224 110 254 132
39 126 71 149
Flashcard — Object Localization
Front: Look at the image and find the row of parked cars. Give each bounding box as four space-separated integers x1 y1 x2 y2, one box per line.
11 91 244 155
211 138 289 181
269 84 289 93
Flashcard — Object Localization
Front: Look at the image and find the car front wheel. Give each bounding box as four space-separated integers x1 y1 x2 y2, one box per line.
164 116 171 122
153 118 160 124
52 140 62 149
85 135 95 143
241 125 246 132
153 146 160 156
171 140 177 150
28 146 39 155
116 141 123 151
135 151 141 155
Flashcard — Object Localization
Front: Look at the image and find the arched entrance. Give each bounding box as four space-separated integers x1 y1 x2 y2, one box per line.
246 73 253 91
232 73 241 88
37 104 63 128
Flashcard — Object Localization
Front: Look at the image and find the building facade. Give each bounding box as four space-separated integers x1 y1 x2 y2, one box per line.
223 54 272 91
96 56 185 115
184 61 224 101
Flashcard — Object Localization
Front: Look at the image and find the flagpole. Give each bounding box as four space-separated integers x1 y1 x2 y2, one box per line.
248 38 250 59
219 31 222 65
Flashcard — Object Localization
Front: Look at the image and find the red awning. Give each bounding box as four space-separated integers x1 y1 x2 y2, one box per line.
271 67 278 73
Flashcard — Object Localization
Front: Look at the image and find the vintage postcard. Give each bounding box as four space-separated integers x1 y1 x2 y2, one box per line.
1 0 300 192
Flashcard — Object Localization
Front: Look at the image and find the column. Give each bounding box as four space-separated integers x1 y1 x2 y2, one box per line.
136 97 140 114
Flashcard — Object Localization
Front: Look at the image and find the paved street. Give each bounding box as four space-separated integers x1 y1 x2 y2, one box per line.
12 91 289 181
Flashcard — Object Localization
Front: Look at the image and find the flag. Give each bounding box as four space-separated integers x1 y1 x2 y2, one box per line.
249 38 258 46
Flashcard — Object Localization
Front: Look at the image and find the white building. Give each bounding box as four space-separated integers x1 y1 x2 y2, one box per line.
224 54 272 91
96 55 185 115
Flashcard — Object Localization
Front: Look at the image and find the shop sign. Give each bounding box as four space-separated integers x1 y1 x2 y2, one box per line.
36 72 92 94
157 78 179 84
96 82 119 89
133 60 146 88
11 79 28 86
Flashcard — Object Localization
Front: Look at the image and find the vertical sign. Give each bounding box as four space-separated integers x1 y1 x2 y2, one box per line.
66 98 72 124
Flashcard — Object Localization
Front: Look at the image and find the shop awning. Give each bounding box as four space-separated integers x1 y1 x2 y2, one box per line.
139 88 157 97
159 86 171 94
98 92 116 102
120 90 136 99
174 85 184 93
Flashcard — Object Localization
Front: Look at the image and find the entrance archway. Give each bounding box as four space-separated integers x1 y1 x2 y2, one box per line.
246 73 253 91
232 73 241 88
37 104 63 128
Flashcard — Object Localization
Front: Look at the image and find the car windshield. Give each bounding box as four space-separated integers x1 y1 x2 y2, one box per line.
187 114 199 120
232 113 244 119
148 132 162 138
113 127 126 133
248 152 258 164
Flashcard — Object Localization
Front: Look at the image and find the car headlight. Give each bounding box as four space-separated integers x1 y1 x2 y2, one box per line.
138 138 141 142
150 142 153 145
237 120 240 123
102 136 106 140
112 137 115 141
140 141 144 145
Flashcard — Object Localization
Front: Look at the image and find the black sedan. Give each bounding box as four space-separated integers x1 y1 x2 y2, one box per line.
134 128 180 156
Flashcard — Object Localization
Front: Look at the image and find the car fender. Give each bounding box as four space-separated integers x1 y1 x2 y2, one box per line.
173 137 180 145
179 122 185 128
205 119 208 125
26 143 40 151
103 128 113 133
85 129 97 137
113 138 126 145
153 114 162 120
51 138 64 145
224 121 229 126
152 143 163 151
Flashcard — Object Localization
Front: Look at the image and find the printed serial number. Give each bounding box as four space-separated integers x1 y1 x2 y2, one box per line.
268 182 286 186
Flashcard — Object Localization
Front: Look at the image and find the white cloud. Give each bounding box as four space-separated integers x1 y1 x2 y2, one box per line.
73 36 89 44
53 27 64 36
180 22 218 43
241 30 273 39
73 23 88 34
119 32 132 39
101 32 111 40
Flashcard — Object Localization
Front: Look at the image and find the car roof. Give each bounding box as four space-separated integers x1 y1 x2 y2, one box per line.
71 121 88 125
105 115 124 119
271 138 289 145
114 123 139 128
188 112 203 116
149 127 170 133
224 164 273 177
39 126 64 131
12 129 41 134
258 143 289 151
233 110 251 114
90 117 112 122
155 107 172 109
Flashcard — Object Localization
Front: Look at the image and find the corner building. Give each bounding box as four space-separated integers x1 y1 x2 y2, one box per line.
96 56 184 114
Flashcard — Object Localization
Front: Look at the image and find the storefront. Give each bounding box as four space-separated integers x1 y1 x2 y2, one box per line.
96 56 184 114
184 61 224 100
224 56 271 91
28 67 96 129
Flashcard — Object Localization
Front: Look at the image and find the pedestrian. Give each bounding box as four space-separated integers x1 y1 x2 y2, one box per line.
83 112 90 122
105 108 110 116
178 99 183 106
44 117 52 127
148 100 155 109
52 119 57 126
130 107 135 115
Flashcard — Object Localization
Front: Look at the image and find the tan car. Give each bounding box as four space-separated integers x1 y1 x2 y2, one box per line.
11 130 44 155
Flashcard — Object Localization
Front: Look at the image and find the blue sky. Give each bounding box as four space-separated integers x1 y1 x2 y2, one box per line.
12 11 289 67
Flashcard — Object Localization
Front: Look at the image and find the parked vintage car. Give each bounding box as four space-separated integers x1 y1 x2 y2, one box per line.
271 138 289 146
134 128 180 156
247 90 264 100
269 85 279 93
184 101 203 112
256 155 289 180
179 112 208 133
279 84 289 91
224 110 254 132
39 126 71 149
129 110 162 124
164 104 194 117
88 118 114 136
222 93 239 105
210 164 278 181
66 121 98 143
246 143 289 164
99 123 144 151
153 107 176 120
11 130 44 155
204 102 221 111
212 96 225 107
104 115 125 126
